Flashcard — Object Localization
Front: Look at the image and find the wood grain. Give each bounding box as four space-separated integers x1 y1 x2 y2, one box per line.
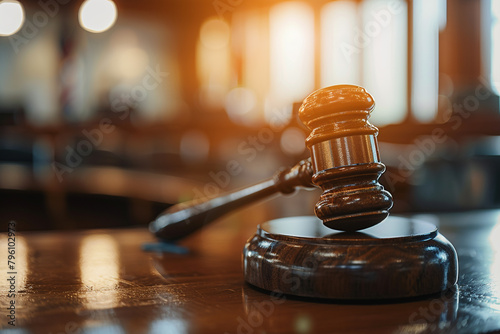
244 216 458 299
1 207 500 333
298 85 393 231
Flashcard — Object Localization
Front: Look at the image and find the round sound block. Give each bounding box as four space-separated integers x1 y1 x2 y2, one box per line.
243 216 458 300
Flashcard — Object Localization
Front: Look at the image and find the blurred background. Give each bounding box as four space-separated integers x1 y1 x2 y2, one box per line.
0 0 499 231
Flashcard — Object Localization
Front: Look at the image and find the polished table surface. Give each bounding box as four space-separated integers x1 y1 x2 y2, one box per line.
1 206 500 333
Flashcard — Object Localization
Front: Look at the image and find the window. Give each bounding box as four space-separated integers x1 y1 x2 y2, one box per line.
202 0 454 127
412 0 446 122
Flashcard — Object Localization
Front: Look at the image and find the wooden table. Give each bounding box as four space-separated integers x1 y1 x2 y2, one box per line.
1 204 500 333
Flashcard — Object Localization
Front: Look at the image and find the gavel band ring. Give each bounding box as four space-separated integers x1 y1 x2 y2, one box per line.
310 134 380 171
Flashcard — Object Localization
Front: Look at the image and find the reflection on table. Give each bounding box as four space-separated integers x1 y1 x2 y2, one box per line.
1 206 500 333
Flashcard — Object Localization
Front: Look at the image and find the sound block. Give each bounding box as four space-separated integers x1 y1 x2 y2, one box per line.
243 216 458 300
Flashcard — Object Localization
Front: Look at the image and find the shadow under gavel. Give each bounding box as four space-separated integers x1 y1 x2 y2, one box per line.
149 159 315 241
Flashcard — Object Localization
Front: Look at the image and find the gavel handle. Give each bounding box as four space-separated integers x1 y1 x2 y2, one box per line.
149 159 315 241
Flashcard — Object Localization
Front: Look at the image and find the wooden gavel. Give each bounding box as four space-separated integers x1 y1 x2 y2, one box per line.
150 85 393 240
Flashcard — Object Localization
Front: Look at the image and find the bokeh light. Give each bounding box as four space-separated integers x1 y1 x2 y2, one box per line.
200 18 230 50
197 17 232 109
280 127 306 156
0 0 25 37
225 87 257 126
80 234 119 309
269 2 314 105
79 0 118 33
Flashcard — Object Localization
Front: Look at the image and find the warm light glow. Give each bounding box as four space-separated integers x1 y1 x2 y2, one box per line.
80 234 119 308
200 18 230 50
492 0 500 94
79 0 117 33
264 102 292 130
280 127 306 156
412 0 442 122
235 10 269 124
321 1 360 87
109 46 149 80
294 314 313 334
362 0 407 125
225 87 258 125
197 17 232 109
0 0 24 36
269 2 314 106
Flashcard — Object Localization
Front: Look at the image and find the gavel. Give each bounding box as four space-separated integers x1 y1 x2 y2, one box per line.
150 85 393 240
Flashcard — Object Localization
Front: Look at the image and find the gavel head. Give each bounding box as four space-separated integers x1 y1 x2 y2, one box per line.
298 85 393 231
